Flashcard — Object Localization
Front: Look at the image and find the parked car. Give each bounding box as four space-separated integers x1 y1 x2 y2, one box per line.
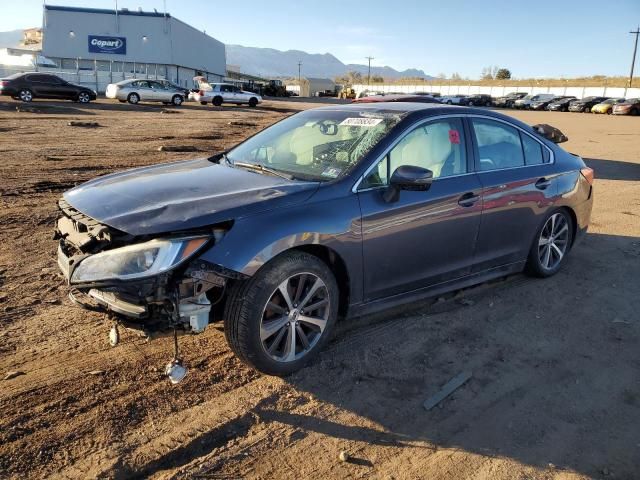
465 94 493 106
440 94 468 105
54 102 593 377
530 96 575 111
493 92 528 108
155 79 191 97
514 93 556 109
568 96 609 113
547 96 577 112
352 94 441 104
591 98 626 114
612 98 640 115
0 72 96 103
189 78 262 107
105 79 185 105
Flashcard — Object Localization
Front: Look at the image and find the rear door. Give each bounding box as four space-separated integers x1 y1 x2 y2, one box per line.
468 116 556 272
357 116 483 301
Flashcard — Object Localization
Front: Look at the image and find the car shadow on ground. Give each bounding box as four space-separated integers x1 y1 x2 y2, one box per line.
261 232 640 478
584 157 640 181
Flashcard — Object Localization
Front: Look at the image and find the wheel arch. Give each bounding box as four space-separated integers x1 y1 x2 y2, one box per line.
288 244 351 318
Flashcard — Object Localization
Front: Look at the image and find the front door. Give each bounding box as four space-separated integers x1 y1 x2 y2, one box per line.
357 117 483 301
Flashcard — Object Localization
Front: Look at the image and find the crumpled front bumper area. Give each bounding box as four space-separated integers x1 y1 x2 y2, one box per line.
54 198 244 334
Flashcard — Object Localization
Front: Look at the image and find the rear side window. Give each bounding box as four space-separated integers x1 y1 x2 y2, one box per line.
521 133 545 165
472 118 524 171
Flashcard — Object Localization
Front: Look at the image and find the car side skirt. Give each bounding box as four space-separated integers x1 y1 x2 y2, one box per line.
347 260 526 318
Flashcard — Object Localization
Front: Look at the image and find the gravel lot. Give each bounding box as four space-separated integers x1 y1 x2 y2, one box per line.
0 98 639 479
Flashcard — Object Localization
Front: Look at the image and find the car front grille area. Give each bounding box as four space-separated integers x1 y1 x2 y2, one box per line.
55 198 123 255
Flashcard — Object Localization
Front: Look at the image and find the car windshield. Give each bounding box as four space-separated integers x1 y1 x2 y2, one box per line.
623 98 639 104
226 109 404 181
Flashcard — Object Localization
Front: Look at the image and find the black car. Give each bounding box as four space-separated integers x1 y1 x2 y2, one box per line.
493 92 528 108
568 96 608 113
530 96 575 111
547 96 578 112
0 72 97 103
54 103 594 378
464 94 493 106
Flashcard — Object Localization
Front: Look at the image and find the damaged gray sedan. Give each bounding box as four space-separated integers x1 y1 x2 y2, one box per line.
55 103 593 380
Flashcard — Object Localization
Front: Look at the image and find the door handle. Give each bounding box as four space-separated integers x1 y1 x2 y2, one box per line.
458 192 480 207
535 178 551 190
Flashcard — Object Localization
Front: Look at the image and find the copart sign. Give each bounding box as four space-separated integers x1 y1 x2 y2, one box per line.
88 35 126 55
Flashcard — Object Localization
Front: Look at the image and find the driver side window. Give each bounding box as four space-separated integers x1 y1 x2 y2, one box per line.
360 118 467 189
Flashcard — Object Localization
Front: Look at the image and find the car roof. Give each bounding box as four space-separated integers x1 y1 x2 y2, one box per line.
314 102 520 120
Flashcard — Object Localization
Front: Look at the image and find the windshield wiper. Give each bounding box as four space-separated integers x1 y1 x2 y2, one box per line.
232 161 293 180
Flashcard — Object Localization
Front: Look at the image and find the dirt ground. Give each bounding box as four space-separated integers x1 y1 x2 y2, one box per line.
0 98 638 480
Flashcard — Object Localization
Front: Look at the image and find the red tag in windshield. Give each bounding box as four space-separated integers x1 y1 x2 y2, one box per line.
449 129 460 144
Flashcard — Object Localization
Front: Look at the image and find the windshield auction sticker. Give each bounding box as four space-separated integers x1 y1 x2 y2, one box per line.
339 117 383 127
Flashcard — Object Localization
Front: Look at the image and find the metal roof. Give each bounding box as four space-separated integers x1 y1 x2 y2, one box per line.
44 5 171 18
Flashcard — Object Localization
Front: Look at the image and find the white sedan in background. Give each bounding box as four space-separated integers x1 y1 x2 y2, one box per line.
439 94 468 105
189 77 262 107
105 79 186 105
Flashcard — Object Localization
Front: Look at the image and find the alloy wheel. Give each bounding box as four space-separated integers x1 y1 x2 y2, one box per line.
538 213 569 270
260 272 330 362
78 92 90 103
19 89 33 102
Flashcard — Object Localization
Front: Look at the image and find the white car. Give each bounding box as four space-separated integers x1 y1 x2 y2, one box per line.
439 95 467 105
189 78 262 107
105 79 185 106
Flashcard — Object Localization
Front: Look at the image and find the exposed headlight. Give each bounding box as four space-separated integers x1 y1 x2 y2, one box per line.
71 237 209 283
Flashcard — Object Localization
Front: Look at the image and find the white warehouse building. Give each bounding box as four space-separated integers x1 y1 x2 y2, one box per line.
40 5 226 89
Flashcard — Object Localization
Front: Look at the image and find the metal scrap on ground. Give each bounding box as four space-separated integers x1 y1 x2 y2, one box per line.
423 371 473 410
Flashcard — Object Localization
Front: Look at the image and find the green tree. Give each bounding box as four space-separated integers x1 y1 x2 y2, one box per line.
496 68 512 79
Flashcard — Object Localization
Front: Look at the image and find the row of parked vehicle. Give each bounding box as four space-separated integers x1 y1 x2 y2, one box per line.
0 72 263 108
490 92 639 115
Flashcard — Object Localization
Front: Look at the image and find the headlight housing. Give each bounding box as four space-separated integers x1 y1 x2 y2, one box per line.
71 236 209 283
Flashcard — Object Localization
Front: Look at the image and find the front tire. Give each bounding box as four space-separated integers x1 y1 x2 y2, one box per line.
77 92 91 103
248 97 258 108
224 251 339 376
171 95 183 106
19 89 33 102
526 209 573 278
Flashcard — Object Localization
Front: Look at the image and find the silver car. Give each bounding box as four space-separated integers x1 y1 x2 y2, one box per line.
105 79 185 106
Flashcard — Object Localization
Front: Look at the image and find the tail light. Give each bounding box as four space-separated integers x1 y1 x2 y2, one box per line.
580 167 594 185
0 81 9 87
199 89 204 96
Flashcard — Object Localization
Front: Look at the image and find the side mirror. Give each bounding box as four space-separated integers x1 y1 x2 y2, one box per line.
383 165 433 203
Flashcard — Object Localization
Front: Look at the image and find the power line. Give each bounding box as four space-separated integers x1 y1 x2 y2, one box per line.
365 56 374 86
629 27 639 88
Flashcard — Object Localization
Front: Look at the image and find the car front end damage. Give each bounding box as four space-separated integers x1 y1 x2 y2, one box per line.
54 198 243 382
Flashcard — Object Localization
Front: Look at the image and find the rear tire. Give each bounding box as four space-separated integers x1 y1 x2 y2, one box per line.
127 93 140 104
224 251 339 376
18 89 33 102
525 209 574 278
212 96 223 107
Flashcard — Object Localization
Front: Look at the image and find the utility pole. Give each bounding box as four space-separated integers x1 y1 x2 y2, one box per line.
629 27 640 87
365 56 374 85
298 61 302 82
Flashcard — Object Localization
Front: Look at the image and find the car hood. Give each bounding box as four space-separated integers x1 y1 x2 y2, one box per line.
63 159 319 236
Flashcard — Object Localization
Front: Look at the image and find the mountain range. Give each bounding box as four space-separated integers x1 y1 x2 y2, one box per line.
226 44 430 80
1 29 430 80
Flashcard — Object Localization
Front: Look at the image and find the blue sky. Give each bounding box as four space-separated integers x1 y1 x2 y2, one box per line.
2 0 639 78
